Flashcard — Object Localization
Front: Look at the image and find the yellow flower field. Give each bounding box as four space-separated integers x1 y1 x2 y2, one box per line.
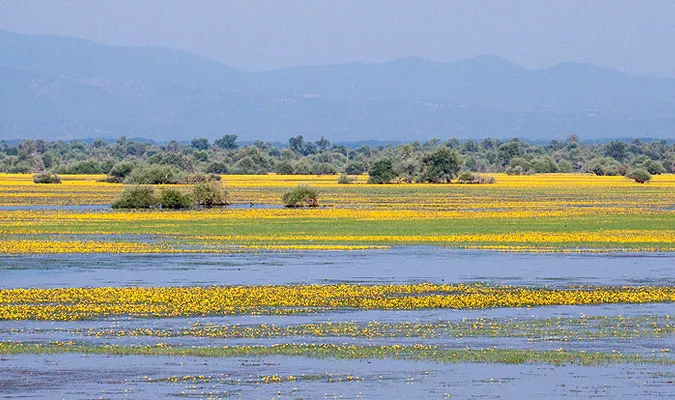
0 173 673 252
1 283 673 320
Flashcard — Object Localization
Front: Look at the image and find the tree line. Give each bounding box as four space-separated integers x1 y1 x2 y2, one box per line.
2 135 673 183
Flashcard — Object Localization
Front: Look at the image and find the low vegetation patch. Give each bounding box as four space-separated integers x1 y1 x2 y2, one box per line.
337 173 356 184
32 172 61 184
456 171 496 184
282 185 319 207
111 186 158 209
192 181 229 206
159 188 193 209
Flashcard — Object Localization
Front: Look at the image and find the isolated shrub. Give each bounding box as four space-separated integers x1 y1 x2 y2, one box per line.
33 172 61 184
337 173 355 184
192 181 228 206
159 188 193 209
456 171 476 183
281 185 319 207
627 168 651 184
111 186 158 209
124 164 184 184
477 174 496 184
368 158 397 184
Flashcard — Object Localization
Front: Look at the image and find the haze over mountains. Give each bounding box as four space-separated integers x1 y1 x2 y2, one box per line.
2 30 675 142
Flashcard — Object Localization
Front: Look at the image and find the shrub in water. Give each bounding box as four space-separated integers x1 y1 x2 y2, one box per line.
281 185 319 207
111 186 158 209
159 188 193 209
192 181 229 206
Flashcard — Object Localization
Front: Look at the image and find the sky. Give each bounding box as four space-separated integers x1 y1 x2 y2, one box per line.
1 0 674 77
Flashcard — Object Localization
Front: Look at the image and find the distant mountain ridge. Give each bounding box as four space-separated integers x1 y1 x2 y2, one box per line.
2 30 675 141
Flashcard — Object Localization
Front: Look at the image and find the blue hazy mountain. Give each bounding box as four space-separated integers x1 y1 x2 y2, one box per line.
2 30 675 141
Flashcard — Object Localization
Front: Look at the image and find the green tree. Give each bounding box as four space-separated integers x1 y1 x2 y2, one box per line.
368 158 397 184
111 186 158 209
604 140 628 161
107 161 137 183
214 134 238 150
191 138 209 150
589 157 622 176
192 181 228 206
159 188 193 209
628 168 651 183
422 147 461 183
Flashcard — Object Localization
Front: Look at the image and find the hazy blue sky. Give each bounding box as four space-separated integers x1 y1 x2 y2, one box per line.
1 0 674 76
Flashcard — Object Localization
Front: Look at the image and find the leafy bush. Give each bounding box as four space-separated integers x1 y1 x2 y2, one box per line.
159 188 193 209
589 157 622 176
631 155 666 175
192 181 229 206
421 148 461 183
368 158 397 184
345 161 367 175
476 174 496 184
337 173 355 184
311 162 337 175
456 171 476 183
111 186 158 209
33 172 61 184
281 185 319 207
124 164 184 185
627 168 651 183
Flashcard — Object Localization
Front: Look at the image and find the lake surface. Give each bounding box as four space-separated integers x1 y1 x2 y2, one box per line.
1 248 673 399
2 247 673 288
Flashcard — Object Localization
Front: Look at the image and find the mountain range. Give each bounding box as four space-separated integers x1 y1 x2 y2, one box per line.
2 29 675 142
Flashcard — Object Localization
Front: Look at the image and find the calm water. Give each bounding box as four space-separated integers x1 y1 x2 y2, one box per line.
1 248 674 399
1 248 673 288
1 354 673 399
